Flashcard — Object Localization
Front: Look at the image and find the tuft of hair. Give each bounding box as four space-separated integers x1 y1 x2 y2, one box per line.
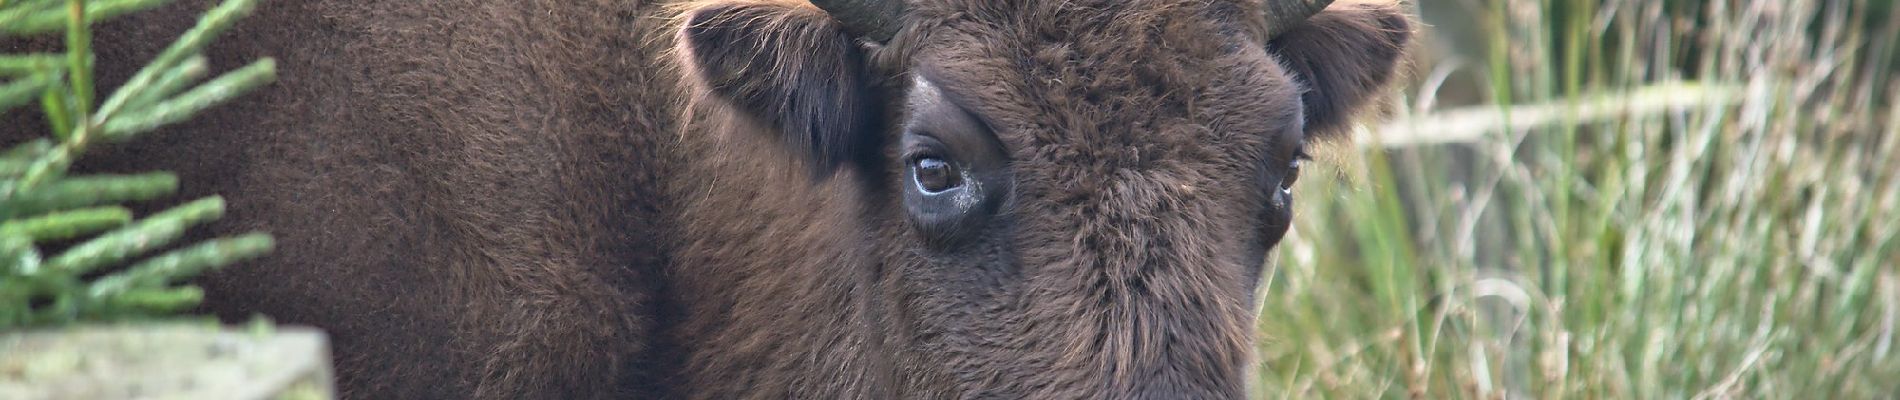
1266 0 1415 141
675 0 879 175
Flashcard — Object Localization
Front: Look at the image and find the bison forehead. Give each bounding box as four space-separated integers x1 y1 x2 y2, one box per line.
910 0 1300 174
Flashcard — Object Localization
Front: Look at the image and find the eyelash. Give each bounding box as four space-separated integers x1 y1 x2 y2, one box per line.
901 132 948 162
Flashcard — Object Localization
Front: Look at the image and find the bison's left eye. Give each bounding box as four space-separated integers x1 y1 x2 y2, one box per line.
913 156 962 192
1280 158 1301 193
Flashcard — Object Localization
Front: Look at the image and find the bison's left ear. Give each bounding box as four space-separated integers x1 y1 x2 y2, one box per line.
678 3 877 174
1266 1 1413 140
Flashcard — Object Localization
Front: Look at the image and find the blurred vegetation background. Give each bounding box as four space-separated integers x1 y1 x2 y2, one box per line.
1256 0 1900 398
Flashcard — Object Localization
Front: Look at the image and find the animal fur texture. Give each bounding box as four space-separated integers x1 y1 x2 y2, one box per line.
0 0 1411 398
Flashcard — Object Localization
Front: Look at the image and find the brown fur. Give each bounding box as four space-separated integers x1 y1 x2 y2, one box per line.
1 0 1411 398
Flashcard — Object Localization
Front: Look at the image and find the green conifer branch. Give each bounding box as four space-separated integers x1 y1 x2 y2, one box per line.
0 234 39 275
0 53 61 76
65 0 94 114
0 172 178 218
0 0 61 29
0 0 168 35
0 73 52 111
122 55 205 111
87 233 273 299
0 206 132 242
1 0 277 328
94 0 255 120
43 196 222 276
107 286 202 314
10 141 73 190
1 138 51 158
37 74 72 137
101 58 274 139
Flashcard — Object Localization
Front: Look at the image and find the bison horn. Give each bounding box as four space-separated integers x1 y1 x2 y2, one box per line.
1262 0 1333 37
807 0 906 43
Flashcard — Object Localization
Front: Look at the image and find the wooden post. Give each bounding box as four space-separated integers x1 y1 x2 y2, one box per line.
0 323 334 400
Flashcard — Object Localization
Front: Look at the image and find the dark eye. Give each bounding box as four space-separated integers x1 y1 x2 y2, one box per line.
913 157 962 192
1280 158 1301 192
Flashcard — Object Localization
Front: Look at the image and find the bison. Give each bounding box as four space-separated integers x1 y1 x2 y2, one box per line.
2 0 1412 397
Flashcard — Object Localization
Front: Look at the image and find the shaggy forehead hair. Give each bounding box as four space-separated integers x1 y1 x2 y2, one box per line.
670 0 1397 172
879 0 1277 72
906 1 1300 165
881 0 1411 139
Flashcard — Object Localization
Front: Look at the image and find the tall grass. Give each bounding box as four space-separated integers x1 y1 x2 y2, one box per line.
1256 0 1900 398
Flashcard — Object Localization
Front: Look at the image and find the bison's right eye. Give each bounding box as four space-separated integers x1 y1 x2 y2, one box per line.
900 76 1010 248
902 143 995 247
912 156 962 192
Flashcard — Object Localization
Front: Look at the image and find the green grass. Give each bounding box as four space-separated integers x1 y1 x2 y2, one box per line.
1255 0 1900 398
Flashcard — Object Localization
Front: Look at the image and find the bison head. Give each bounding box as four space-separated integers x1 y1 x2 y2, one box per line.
676 0 1410 397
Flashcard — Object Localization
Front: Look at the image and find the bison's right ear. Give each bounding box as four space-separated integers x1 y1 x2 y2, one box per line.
1266 0 1413 141
679 3 877 174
